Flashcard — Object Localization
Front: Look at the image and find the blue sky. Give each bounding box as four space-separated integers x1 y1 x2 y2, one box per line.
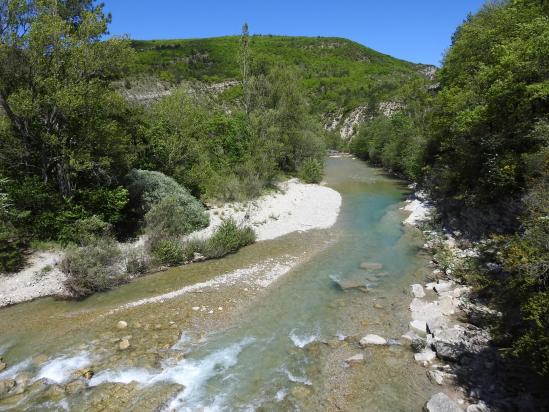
105 0 487 66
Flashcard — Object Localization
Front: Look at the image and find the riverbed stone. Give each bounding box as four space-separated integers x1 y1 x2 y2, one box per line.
410 319 427 334
359 334 387 346
414 348 436 362
426 316 450 335
0 379 15 397
65 379 86 394
117 320 128 330
466 402 490 412
360 262 383 270
0 361 5 372
32 354 49 365
119 339 131 350
411 284 426 298
424 392 463 412
433 281 455 295
411 337 427 353
345 353 364 366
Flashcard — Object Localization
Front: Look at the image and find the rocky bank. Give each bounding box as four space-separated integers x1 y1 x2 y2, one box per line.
402 190 538 411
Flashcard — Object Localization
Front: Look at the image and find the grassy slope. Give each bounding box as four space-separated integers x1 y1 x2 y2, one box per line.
130 35 425 113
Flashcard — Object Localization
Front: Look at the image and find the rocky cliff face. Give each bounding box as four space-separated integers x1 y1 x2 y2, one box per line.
324 101 404 140
116 79 240 105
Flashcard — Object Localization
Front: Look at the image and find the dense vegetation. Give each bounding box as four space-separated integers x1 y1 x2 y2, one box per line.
129 35 423 114
351 0 549 378
0 2 325 289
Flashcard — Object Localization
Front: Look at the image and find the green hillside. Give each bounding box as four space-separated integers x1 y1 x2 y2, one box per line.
130 35 427 113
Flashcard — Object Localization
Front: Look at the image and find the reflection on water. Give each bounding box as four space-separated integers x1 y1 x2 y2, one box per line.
0 157 436 411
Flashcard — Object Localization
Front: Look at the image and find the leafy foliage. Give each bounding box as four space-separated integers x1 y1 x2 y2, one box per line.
203 218 256 258
62 237 123 298
427 0 549 205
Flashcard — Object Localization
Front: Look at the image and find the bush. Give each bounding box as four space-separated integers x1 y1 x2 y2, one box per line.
61 238 124 298
150 238 184 266
298 158 324 183
0 222 26 273
126 169 207 215
126 169 209 235
204 219 256 258
58 215 112 246
123 246 149 275
145 195 209 240
0 179 27 273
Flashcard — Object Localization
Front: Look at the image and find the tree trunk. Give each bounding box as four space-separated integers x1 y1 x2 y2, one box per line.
56 158 72 197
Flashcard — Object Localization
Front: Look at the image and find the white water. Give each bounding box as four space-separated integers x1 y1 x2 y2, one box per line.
35 352 92 384
89 337 255 411
0 358 32 380
289 328 319 348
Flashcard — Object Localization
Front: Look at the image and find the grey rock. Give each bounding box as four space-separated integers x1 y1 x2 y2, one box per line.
411 284 426 298
415 349 436 362
427 316 450 334
0 379 15 397
360 334 387 346
424 392 463 412
359 262 383 270
467 402 490 412
411 337 427 353
344 353 364 366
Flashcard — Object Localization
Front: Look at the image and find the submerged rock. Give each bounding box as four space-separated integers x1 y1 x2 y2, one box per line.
345 353 365 366
424 392 463 412
0 379 15 397
332 277 368 292
359 334 387 346
360 262 383 270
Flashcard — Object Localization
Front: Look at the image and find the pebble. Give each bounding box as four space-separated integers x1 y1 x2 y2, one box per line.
117 321 128 330
119 339 130 350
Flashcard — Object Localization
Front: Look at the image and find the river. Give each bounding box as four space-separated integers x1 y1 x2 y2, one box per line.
0 156 437 411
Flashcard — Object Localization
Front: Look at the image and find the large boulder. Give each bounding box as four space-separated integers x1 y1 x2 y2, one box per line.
433 325 490 362
411 284 426 298
424 392 463 412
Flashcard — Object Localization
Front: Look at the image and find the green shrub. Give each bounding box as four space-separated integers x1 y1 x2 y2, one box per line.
58 215 112 246
0 222 26 273
150 238 184 266
76 187 129 225
145 195 209 239
126 169 207 215
61 238 124 298
181 238 209 261
204 219 256 258
124 246 149 275
298 158 323 183
0 178 27 272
